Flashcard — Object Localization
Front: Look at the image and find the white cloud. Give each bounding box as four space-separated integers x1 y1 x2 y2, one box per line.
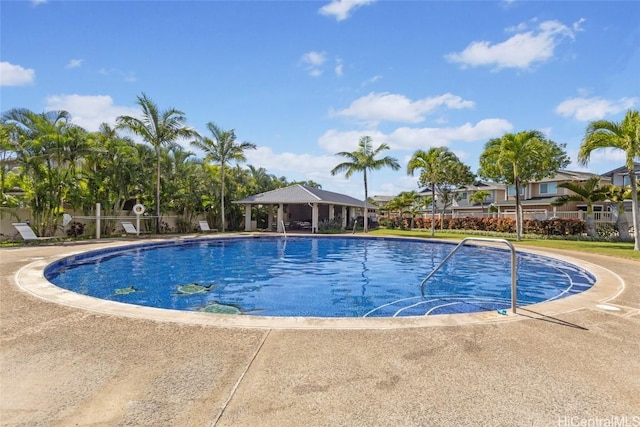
65 59 83 69
388 119 513 150
361 75 382 87
318 119 513 153
446 19 583 70
31 0 47 5
44 94 139 132
554 96 637 121
0 62 35 86
317 129 386 154
244 146 352 190
333 92 475 124
98 67 137 83
319 0 375 21
335 59 344 77
300 51 326 77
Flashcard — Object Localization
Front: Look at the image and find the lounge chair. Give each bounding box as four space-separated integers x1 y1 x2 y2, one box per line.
12 222 55 242
198 220 217 232
121 221 140 235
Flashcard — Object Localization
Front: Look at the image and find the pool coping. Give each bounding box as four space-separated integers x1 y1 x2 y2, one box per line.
14 234 627 329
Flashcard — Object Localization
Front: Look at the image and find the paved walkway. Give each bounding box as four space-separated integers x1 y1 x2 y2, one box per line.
1 238 639 426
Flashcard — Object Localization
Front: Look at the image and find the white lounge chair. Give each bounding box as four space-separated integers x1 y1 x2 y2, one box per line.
12 222 55 242
121 221 139 235
198 220 217 232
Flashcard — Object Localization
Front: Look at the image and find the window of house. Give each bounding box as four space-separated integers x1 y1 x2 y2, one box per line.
539 182 557 194
460 192 467 200
622 174 639 186
507 186 524 196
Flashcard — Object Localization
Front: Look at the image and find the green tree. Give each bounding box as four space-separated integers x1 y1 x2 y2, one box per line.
2 108 88 235
551 176 605 237
599 184 634 240
191 122 256 232
80 123 149 235
479 130 569 241
330 136 400 232
116 93 198 233
578 110 640 250
0 122 21 219
469 190 491 214
395 190 423 229
407 147 475 236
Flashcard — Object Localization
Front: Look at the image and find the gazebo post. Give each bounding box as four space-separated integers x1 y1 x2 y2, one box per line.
244 204 252 231
311 203 319 233
277 204 285 232
268 204 274 230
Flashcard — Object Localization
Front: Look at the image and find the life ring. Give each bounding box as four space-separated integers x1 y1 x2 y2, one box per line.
133 204 145 215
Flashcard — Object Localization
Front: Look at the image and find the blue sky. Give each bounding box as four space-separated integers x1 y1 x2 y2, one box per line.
2 0 639 198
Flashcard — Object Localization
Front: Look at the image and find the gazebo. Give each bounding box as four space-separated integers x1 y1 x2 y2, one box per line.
233 185 368 232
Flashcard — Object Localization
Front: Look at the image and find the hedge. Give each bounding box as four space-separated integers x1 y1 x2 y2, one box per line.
380 216 587 236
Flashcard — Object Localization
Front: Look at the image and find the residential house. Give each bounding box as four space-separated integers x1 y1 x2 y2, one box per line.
492 170 610 219
450 181 507 217
601 162 640 213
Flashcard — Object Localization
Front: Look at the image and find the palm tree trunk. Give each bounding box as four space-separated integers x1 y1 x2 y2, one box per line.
221 165 226 232
363 169 368 233
612 202 631 240
515 177 522 241
630 169 639 250
155 151 161 234
430 187 436 237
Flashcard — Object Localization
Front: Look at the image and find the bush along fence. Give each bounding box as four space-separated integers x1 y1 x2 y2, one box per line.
379 216 590 237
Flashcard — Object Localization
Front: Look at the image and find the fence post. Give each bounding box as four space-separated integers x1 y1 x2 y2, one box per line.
96 203 101 240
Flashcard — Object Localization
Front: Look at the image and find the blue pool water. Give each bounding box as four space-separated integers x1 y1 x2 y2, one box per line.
45 236 596 318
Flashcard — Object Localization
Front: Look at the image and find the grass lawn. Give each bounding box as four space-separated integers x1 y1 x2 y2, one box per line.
368 228 640 261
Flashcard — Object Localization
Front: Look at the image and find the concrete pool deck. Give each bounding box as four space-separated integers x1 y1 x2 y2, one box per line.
1 236 639 426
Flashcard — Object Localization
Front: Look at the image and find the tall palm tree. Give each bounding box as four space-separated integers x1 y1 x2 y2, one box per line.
191 122 256 232
479 130 569 241
578 110 640 250
116 93 198 233
407 147 472 236
330 136 400 232
551 176 605 237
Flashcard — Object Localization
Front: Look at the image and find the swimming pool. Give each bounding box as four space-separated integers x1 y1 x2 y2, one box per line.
44 236 596 318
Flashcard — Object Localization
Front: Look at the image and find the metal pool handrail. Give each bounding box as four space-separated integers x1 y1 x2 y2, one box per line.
420 237 518 314
279 220 287 238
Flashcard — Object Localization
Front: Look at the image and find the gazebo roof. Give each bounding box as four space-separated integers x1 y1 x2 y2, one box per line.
234 185 365 207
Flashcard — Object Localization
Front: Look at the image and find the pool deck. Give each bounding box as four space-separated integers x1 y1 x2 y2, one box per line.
1 235 639 426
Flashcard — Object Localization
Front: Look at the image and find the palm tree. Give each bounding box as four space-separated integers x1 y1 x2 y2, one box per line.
2 108 81 235
191 122 256 232
330 136 400 232
469 190 491 215
116 93 198 233
479 130 569 241
407 147 474 236
551 176 605 237
396 190 423 229
578 110 640 250
599 184 633 240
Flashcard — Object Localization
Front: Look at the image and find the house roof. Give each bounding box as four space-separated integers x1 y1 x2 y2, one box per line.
457 181 506 191
233 184 365 207
601 162 640 177
535 170 600 182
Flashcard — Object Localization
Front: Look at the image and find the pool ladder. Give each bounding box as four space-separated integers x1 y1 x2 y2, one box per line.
420 237 518 314
279 220 287 239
